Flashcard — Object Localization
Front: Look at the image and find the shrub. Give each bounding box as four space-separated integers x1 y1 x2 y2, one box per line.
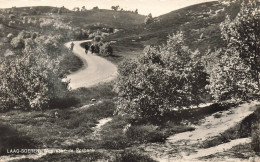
126 124 167 143
251 108 260 153
0 39 69 111
100 43 113 56
51 8 58 13
114 32 208 121
8 20 15 26
116 150 156 162
9 14 15 19
94 35 102 42
0 14 5 22
20 12 28 17
207 1 260 102
0 124 39 155
11 37 25 49
7 33 13 42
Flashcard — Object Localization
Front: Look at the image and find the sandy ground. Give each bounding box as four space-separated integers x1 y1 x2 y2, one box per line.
139 101 259 162
64 40 118 89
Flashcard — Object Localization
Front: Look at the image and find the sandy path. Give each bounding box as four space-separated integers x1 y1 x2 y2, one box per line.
139 101 259 161
64 40 118 89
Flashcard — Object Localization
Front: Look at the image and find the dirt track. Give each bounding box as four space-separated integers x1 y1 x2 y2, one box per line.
64 40 118 89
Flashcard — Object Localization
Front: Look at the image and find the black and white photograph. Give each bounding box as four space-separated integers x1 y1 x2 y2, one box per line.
0 0 259 161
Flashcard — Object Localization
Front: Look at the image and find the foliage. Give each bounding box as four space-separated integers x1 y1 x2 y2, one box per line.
0 39 68 111
51 8 58 13
145 13 153 25
111 5 120 11
251 108 260 153
9 14 15 19
207 48 258 101
116 150 156 162
100 43 113 56
93 6 99 11
114 32 208 121
206 0 260 102
220 0 260 88
126 124 167 143
11 36 25 49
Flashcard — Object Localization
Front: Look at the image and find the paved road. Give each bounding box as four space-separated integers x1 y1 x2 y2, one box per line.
64 40 118 89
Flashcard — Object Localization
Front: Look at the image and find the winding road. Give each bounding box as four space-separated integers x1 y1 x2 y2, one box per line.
64 40 118 89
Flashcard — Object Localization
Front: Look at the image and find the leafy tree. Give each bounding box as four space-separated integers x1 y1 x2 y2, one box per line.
0 39 68 111
145 13 153 25
81 6 87 12
220 0 260 89
111 5 120 11
93 6 99 11
114 32 208 121
207 0 260 102
207 48 258 101
134 9 138 14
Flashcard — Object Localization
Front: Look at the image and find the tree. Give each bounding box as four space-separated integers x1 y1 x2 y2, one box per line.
73 7 80 12
111 5 120 11
207 48 258 101
114 32 208 121
145 13 153 25
134 9 138 14
0 39 68 111
92 6 99 11
220 0 260 89
207 0 260 102
81 6 87 12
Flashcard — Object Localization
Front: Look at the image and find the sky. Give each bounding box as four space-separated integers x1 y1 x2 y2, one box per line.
0 0 216 16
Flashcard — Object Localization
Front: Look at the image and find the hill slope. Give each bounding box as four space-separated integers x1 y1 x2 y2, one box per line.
109 1 241 53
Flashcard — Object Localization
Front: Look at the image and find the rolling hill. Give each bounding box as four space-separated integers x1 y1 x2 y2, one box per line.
109 1 242 53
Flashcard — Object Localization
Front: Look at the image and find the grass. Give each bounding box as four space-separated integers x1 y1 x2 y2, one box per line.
0 97 116 152
68 82 117 107
14 152 112 162
115 150 157 162
59 51 84 75
0 124 40 156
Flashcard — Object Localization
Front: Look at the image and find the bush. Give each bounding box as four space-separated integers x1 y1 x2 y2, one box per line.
0 39 69 111
116 150 156 162
114 32 208 121
0 124 39 155
20 12 28 17
94 35 102 42
126 124 167 143
100 43 113 56
7 33 13 42
251 108 260 153
11 37 25 49
51 8 58 13
9 14 15 19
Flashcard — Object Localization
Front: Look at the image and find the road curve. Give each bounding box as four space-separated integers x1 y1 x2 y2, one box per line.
64 40 118 89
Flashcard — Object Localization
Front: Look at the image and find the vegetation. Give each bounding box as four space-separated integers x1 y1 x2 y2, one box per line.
0 39 69 111
114 32 207 121
0 0 259 161
206 0 259 102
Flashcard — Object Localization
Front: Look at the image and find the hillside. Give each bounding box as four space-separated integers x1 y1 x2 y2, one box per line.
109 1 241 53
63 9 145 29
